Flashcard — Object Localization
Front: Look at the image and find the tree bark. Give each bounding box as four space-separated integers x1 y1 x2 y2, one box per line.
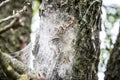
32 0 102 80
0 50 44 80
105 28 120 80
0 0 102 80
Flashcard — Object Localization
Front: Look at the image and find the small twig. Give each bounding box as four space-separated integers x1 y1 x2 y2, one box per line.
0 0 31 34
0 18 20 34
0 5 28 24
0 0 31 24
0 0 10 8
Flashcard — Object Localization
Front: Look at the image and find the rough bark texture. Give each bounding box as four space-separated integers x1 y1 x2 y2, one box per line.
71 0 102 80
105 28 120 80
33 0 102 80
0 0 102 80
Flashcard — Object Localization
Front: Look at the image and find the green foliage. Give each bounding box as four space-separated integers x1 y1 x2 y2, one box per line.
105 5 120 24
100 4 120 69
32 0 40 16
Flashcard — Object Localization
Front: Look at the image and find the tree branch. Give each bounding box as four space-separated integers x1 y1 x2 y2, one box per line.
0 18 22 34
0 0 10 8
0 50 47 80
0 5 28 24
0 50 21 79
0 0 31 34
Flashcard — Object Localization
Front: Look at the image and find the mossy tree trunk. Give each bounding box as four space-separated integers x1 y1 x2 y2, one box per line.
105 28 120 80
32 0 102 80
0 0 102 80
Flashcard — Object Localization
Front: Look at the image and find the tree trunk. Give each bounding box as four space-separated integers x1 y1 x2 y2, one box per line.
32 0 102 80
105 28 120 80
0 0 102 80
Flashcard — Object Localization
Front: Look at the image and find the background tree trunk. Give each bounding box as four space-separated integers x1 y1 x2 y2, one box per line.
32 0 102 80
105 28 120 80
